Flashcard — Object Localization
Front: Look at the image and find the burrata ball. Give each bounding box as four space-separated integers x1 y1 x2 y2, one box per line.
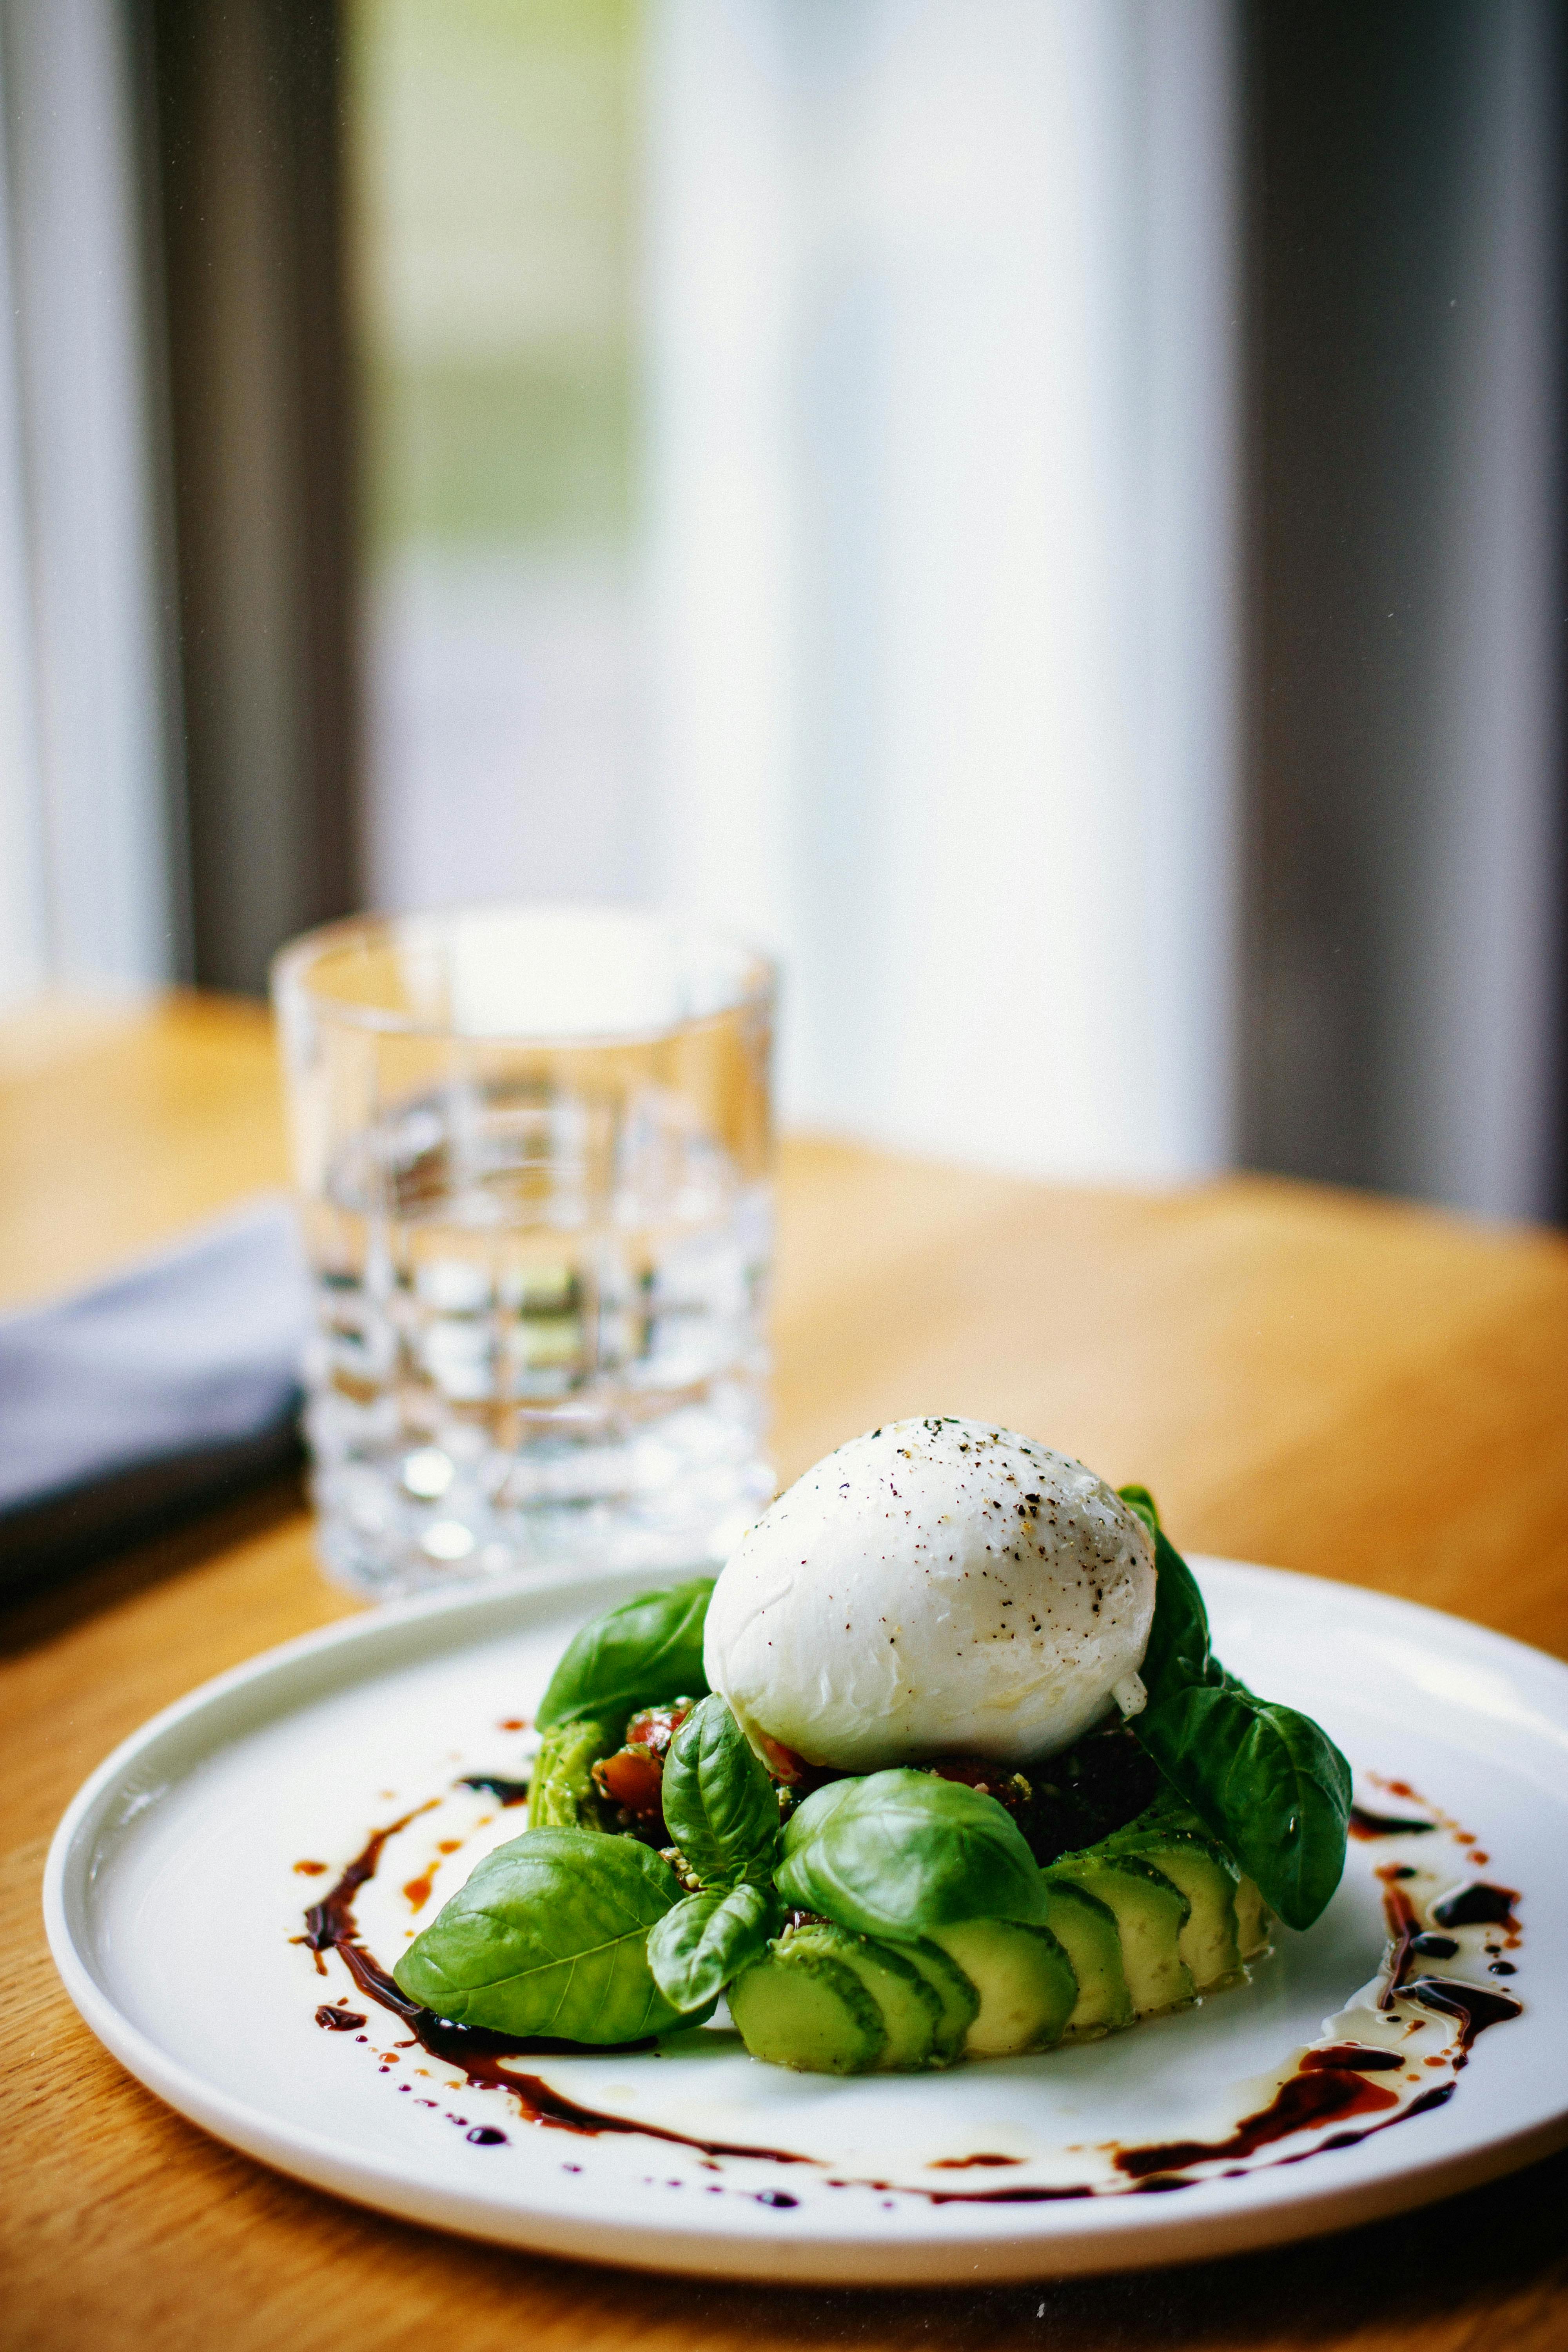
703 1417 1157 1770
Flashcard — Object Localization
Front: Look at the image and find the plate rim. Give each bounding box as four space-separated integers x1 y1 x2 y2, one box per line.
42 1559 1568 2285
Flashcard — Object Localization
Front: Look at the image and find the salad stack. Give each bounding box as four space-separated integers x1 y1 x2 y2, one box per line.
396 1425 1350 2076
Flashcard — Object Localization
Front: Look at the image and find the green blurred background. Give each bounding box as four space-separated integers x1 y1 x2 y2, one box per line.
352 0 639 557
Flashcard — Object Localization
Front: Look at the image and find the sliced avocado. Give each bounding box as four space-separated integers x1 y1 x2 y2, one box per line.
897 1936 982 2063
728 1941 887 2074
925 1918 1078 2056
1096 1794 1242 1991
1046 1856 1194 2017
1042 1878 1133 2034
784 1923 944 2071
1132 1836 1241 1991
526 1716 615 1829
1234 1874 1272 1962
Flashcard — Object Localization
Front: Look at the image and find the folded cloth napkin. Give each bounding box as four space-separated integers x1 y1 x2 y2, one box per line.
0 1198 310 1593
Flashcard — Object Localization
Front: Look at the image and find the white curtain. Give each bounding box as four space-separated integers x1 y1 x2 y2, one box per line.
644 0 1241 1181
0 0 178 1005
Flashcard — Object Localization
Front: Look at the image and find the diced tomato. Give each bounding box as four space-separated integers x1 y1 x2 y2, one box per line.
589 1702 695 1839
622 1704 690 1759
757 1732 809 1783
755 1734 849 1800
594 1746 665 1820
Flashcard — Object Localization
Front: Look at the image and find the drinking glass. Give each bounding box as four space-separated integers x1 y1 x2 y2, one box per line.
271 905 775 1598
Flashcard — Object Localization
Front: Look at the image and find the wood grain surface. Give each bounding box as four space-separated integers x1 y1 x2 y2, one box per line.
3 995 1566 2352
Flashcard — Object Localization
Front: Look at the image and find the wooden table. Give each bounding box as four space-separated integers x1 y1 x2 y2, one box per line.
3 994 1566 2352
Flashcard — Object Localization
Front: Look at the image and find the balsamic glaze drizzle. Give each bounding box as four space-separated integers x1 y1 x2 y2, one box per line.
457 1775 532 1806
1406 1976 1523 2058
1379 1880 1421 2008
1114 2065 1402 2179
1431 1883 1521 1931
1348 1805 1438 1840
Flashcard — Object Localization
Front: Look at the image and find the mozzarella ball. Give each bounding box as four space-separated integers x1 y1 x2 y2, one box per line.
703 1417 1156 1770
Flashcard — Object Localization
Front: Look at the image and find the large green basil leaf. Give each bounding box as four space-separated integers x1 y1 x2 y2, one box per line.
536 1580 714 1730
660 1695 781 1891
526 1716 615 1830
394 1826 693 2042
777 1768 1047 1937
1116 1485 1350 1931
1118 1483 1160 1544
1136 1682 1352 1932
646 1879 780 2013
1119 1486 1219 1693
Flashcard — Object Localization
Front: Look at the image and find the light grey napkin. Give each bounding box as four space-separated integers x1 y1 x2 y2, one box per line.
0 1198 310 1592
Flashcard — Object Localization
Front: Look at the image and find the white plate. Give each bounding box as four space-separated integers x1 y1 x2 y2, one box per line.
44 1560 1568 2285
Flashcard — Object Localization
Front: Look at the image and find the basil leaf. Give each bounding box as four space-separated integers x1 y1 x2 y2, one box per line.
1117 1488 1219 1693
1136 1681 1351 1931
777 1769 1047 1936
394 1826 694 2042
1117 1483 1160 1544
526 1716 616 1829
647 1880 780 2013
660 1695 781 1891
1116 1486 1350 1931
536 1580 714 1730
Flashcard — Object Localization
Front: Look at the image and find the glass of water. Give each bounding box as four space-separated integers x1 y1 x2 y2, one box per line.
271 904 775 1599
